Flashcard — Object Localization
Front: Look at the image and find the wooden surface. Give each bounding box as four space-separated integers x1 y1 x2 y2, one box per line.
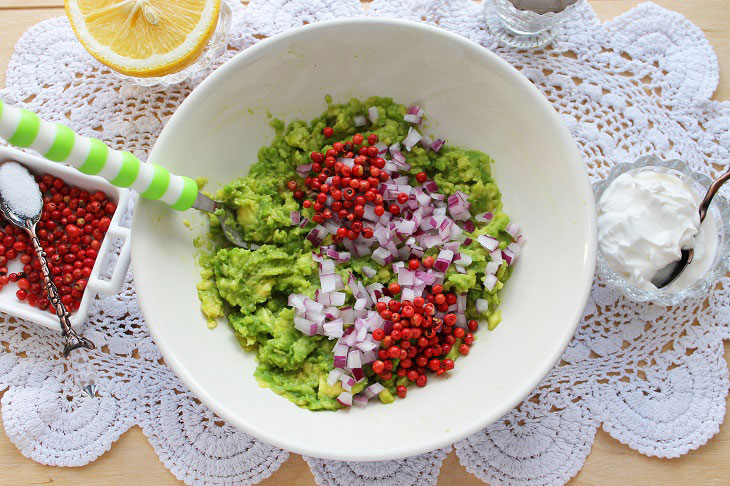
0 1 729 484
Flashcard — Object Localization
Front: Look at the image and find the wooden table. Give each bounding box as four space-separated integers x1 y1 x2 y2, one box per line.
0 1 728 484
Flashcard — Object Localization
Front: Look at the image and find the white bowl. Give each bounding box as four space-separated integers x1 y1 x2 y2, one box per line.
0 147 131 329
132 18 596 461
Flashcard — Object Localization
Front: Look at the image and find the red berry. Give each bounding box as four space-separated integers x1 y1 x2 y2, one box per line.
422 256 434 268
323 126 334 138
396 385 407 398
468 320 479 332
416 375 427 387
352 134 363 145
459 344 470 355
397 192 408 204
416 172 428 183
372 360 385 374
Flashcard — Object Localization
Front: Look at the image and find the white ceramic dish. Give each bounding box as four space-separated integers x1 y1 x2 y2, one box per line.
0 147 131 329
132 18 596 461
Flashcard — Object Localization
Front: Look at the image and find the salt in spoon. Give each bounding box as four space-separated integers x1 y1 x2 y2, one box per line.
0 161 97 397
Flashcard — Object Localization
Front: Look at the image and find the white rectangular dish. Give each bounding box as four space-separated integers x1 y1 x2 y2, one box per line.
0 146 131 329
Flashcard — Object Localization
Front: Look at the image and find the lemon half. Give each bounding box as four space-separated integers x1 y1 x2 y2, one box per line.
65 0 221 77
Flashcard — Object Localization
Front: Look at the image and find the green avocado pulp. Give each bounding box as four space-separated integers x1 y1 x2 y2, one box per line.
196 96 515 410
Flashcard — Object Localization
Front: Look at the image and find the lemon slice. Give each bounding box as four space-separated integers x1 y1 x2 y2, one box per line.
65 0 221 77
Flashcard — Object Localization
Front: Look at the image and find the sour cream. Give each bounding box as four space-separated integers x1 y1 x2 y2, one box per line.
597 169 717 291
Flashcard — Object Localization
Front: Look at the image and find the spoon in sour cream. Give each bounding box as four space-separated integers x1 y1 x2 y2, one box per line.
652 166 730 289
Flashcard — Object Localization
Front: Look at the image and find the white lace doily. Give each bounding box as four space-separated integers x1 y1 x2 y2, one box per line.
1 1 728 485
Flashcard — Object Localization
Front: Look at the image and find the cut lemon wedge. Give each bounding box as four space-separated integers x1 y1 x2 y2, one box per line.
65 0 221 77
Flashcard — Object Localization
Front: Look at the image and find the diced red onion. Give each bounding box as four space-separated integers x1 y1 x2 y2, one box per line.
352 367 366 381
294 317 318 336
456 253 472 266
354 298 367 311
354 115 367 126
401 287 415 301
397 268 415 286
407 105 422 116
420 234 443 249
288 294 306 312
489 249 503 264
463 220 475 232
304 298 324 312
430 139 444 152
323 319 344 339
299 217 309 228
415 270 438 285
362 382 385 399
356 340 378 352
315 290 330 305
476 299 488 313
419 132 433 148
403 127 422 151
361 265 377 278
296 163 312 176
484 274 498 291
337 392 352 407
502 248 515 266
434 248 454 272
347 349 362 369
353 394 369 407
457 294 466 313
306 225 328 246
333 344 348 369
456 266 466 273
305 310 325 325
368 106 379 123
290 211 301 225
443 241 461 253
403 114 422 124
475 212 493 223
361 349 378 364
355 324 368 343
505 222 521 240
477 235 499 252
320 273 337 293
340 307 354 324
327 369 343 386
485 261 500 275
372 247 393 266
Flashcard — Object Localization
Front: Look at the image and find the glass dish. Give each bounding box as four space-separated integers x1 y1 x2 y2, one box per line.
594 155 730 306
484 0 585 49
116 2 232 88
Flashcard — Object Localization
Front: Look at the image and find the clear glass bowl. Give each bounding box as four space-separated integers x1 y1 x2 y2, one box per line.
484 0 585 49
594 155 730 305
115 2 232 88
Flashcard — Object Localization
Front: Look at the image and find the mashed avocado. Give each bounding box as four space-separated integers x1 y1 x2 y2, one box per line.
197 97 514 410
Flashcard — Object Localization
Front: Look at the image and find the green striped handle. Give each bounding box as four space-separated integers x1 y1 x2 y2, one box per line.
0 100 198 211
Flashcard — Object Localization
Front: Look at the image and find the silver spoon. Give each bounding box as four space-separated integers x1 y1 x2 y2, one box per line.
0 161 97 397
651 166 730 289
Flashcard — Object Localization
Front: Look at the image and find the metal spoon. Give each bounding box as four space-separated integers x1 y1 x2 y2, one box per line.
0 101 246 248
0 161 97 397
651 166 730 289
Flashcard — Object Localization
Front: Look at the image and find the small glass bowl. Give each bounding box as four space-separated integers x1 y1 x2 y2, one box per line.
484 0 585 49
594 155 730 306
116 2 232 88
